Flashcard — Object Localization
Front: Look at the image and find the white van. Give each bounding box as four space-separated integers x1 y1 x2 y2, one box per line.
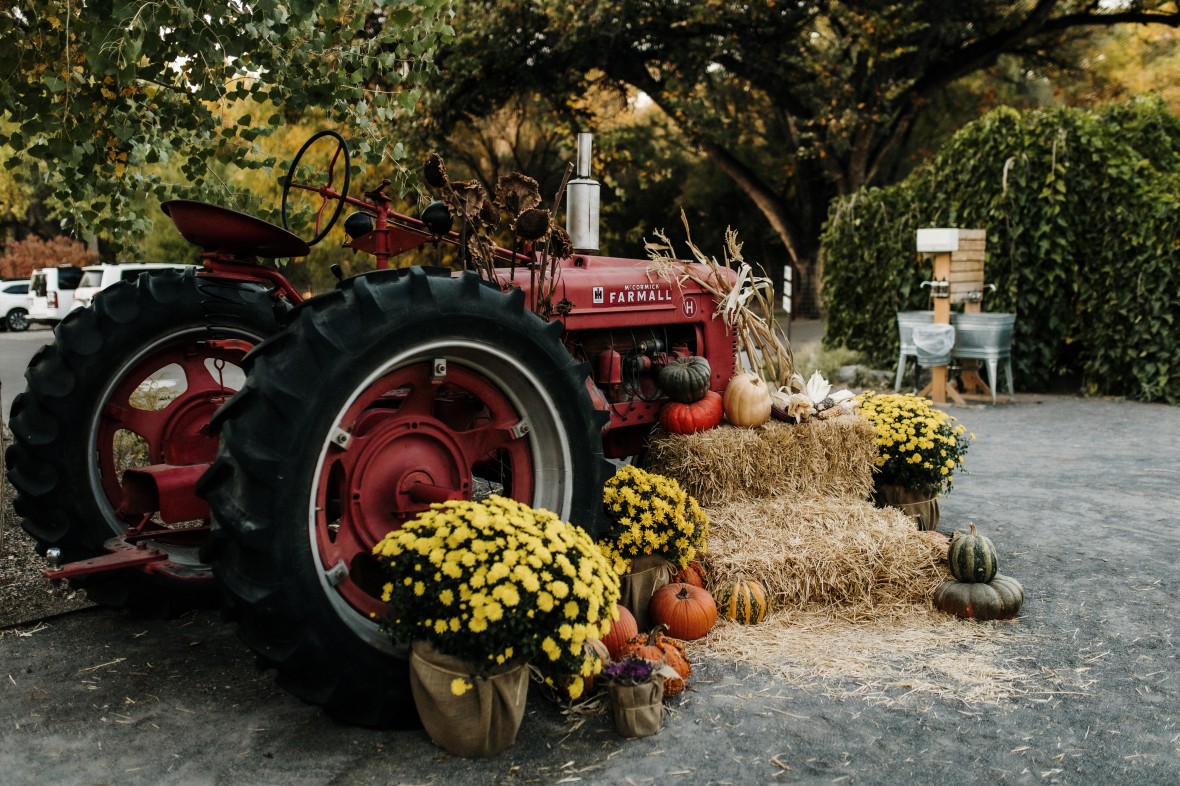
71 263 195 311
29 265 84 325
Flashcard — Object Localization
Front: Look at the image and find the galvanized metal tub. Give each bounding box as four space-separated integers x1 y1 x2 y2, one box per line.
951 312 1015 358
896 310 934 354
951 312 1016 403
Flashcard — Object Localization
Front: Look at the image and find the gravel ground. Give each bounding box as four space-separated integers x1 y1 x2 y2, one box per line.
1 393 1178 785
1 429 93 628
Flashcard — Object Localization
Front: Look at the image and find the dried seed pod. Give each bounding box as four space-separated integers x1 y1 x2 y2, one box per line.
423 153 448 188
514 207 552 242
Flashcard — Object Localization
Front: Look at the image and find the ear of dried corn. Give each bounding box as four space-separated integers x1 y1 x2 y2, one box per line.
645 211 795 387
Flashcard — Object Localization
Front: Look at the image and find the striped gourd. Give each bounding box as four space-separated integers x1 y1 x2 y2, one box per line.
948 523 999 583
715 579 768 624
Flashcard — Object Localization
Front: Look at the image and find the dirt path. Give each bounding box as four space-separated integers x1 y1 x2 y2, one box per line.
1 393 1177 785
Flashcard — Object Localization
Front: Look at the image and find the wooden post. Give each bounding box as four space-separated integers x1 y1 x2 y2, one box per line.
928 252 953 404
947 229 992 400
916 228 982 406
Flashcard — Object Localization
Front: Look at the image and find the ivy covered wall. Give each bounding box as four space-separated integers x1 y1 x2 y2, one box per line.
821 99 1180 404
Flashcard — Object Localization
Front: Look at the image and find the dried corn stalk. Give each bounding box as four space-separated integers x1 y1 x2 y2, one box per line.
646 211 798 389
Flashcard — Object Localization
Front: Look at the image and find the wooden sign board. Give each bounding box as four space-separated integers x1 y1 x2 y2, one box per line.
916 227 986 304
948 229 985 304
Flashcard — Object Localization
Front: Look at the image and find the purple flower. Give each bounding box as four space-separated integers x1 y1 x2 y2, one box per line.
602 656 655 685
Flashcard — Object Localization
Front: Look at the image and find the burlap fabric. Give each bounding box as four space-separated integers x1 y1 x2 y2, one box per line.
619 555 673 630
409 640 528 758
607 678 665 738
871 483 940 532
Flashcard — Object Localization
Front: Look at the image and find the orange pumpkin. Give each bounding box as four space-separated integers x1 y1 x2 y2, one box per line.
723 372 772 428
672 560 707 589
659 390 724 435
649 583 716 641
601 603 639 660
619 625 692 697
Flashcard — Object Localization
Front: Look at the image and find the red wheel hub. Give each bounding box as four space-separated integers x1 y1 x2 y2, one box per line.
314 359 535 618
96 339 250 534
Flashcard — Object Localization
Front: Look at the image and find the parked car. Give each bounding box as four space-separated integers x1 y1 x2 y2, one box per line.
29 265 83 325
0 279 32 331
71 263 195 311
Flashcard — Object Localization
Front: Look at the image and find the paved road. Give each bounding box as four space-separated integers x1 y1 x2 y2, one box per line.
0 326 55 418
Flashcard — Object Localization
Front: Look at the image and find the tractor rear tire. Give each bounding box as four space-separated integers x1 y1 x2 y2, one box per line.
199 268 613 727
5 269 280 616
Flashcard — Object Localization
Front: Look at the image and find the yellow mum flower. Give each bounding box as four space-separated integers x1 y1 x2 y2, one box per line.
492 583 520 607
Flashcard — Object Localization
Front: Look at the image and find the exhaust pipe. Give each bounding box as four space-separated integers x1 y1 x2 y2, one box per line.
566 132 600 253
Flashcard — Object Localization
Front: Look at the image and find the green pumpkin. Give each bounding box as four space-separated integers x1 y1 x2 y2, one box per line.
659 356 713 404
948 522 999 583
934 574 1023 620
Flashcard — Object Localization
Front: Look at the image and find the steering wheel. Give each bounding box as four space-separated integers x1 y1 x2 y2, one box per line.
282 130 351 247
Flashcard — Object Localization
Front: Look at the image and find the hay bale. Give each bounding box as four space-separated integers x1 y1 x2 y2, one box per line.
646 415 877 507
703 496 950 617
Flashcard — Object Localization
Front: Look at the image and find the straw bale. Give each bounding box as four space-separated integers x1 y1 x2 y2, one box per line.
702 496 949 614
646 415 877 507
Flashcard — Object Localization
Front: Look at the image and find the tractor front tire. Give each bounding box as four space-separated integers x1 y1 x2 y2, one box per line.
5 269 281 615
199 268 612 727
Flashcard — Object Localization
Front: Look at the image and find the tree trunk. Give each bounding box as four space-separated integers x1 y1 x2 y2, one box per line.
698 141 824 319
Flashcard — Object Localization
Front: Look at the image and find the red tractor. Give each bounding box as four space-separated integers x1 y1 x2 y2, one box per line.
6 132 739 726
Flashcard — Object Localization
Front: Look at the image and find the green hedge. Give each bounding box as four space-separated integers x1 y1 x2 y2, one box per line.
821 99 1180 405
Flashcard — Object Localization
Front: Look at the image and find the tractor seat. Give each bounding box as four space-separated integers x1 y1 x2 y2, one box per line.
162 200 311 259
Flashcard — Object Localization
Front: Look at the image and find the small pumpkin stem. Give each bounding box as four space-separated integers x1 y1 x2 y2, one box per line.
968 522 978 536
648 623 669 644
676 586 691 600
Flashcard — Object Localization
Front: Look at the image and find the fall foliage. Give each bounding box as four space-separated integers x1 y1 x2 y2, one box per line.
0 235 96 279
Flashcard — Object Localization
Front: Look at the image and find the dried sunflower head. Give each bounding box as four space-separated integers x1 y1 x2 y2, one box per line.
449 179 488 223
550 225 574 258
424 153 448 188
479 199 501 229
513 207 552 242
467 234 496 271
495 173 542 217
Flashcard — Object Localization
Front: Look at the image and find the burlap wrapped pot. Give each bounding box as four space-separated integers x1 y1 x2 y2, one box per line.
871 483 940 532
607 677 665 738
409 640 529 758
619 555 673 630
